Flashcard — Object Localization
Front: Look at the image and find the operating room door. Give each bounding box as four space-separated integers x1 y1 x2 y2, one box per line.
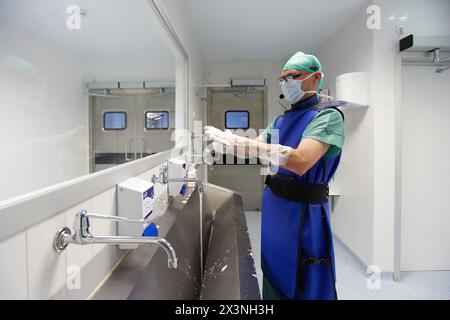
207 88 266 211
91 95 138 172
135 90 176 156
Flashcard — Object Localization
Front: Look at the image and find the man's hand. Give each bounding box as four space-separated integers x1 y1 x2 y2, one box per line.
204 126 235 155
204 126 293 166
203 126 233 146
204 126 331 175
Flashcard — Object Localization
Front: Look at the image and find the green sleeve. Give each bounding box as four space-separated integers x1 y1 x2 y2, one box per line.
302 109 345 157
259 121 275 142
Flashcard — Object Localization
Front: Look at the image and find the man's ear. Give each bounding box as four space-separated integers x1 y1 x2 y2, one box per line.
314 72 322 83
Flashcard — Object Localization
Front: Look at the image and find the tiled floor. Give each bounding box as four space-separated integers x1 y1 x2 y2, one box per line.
245 211 450 300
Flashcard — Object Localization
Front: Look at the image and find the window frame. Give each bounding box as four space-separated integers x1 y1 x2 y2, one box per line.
224 110 250 130
103 111 127 131
144 110 170 130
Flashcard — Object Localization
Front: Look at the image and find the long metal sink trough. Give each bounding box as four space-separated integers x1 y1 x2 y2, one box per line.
93 183 261 300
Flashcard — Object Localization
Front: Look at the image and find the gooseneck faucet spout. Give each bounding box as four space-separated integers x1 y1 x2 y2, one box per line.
53 209 178 269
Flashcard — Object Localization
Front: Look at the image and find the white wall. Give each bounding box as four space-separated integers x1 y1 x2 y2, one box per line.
82 58 175 83
400 65 450 271
314 0 450 272
154 0 205 126
204 59 285 125
371 0 450 271
154 0 206 178
314 2 375 266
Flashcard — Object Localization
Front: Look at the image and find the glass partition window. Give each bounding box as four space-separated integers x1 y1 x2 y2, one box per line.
0 0 177 202
146 111 169 129
225 111 249 129
104 112 127 130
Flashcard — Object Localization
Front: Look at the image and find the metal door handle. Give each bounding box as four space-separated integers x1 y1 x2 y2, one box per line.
125 138 136 161
140 138 145 159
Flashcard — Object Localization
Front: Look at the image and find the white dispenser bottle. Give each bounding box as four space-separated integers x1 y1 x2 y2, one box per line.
117 177 155 249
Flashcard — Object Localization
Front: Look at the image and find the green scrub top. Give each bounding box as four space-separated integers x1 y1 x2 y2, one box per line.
259 108 345 157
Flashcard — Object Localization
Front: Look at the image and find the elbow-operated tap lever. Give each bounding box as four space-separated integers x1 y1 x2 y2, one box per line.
53 209 178 269
152 161 205 281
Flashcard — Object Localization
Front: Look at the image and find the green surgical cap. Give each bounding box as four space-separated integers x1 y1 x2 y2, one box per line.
283 52 324 89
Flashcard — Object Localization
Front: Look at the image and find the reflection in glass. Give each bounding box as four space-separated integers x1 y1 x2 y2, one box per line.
0 0 176 202
146 112 169 129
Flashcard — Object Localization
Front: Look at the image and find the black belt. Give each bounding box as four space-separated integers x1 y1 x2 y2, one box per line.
265 175 329 204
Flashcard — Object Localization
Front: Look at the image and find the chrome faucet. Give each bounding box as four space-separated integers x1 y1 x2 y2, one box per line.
152 163 205 281
151 164 204 194
153 165 168 185
53 209 178 269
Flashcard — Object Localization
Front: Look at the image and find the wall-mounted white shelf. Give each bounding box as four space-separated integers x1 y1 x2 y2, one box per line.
338 101 370 111
336 72 370 109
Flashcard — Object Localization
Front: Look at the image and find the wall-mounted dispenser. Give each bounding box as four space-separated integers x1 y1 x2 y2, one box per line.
168 159 188 197
117 177 156 249
336 72 370 108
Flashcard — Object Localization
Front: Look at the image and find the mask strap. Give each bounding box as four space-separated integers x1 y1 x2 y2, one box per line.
303 72 315 81
313 71 324 93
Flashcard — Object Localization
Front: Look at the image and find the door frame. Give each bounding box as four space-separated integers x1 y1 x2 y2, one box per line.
395 56 450 279
393 55 403 282
206 86 268 133
205 86 268 191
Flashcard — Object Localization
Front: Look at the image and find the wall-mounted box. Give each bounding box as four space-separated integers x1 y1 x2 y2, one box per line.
168 159 187 197
399 35 450 52
117 178 155 249
336 72 370 108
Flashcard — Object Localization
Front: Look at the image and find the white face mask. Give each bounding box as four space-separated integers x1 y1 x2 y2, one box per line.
281 73 317 104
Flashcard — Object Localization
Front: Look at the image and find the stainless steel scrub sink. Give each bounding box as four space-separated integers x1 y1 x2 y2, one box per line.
92 183 261 300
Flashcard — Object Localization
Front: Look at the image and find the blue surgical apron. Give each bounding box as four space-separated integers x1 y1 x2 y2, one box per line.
261 95 342 300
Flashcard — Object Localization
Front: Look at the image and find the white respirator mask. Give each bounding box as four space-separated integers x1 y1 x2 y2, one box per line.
281 72 319 104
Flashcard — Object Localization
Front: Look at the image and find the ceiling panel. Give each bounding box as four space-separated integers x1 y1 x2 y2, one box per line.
184 0 369 60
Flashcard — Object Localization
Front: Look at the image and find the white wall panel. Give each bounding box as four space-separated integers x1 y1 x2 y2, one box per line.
401 65 450 271
0 232 28 299
27 213 66 299
315 3 375 266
